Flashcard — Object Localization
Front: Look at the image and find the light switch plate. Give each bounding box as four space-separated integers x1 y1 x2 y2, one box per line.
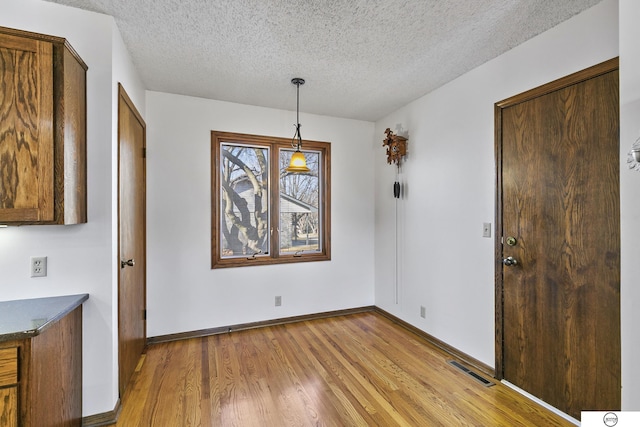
482 223 491 238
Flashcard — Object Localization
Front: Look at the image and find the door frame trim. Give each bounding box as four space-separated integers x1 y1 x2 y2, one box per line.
493 57 619 379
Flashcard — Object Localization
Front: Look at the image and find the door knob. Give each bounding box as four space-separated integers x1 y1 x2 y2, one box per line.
121 259 135 269
502 256 518 266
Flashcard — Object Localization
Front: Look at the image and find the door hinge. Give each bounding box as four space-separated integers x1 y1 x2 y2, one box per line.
143 309 147 320
142 147 146 158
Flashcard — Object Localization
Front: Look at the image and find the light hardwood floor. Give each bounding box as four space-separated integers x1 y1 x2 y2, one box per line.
115 311 574 426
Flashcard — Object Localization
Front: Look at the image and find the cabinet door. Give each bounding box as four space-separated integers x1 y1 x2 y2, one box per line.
0 387 18 427
0 33 54 222
0 347 18 427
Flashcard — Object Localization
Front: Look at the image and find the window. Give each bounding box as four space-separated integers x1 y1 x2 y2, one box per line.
211 131 331 268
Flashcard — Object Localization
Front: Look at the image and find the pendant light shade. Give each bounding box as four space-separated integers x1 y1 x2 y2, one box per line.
287 150 310 173
286 78 310 173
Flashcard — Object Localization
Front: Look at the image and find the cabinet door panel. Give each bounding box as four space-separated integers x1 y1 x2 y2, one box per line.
0 347 18 386
0 387 18 427
0 33 54 222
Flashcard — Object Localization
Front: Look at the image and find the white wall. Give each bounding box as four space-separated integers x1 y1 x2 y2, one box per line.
0 0 145 416
145 92 375 336
374 0 619 375
620 0 640 411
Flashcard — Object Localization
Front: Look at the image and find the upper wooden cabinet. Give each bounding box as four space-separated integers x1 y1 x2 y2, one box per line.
0 26 87 225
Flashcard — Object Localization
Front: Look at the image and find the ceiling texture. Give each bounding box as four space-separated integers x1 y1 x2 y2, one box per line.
45 0 603 121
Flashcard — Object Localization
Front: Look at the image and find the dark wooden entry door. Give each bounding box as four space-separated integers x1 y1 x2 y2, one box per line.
495 59 620 420
118 83 147 397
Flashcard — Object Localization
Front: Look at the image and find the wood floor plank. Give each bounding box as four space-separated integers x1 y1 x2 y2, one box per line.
115 312 575 426
264 326 339 425
302 320 414 426
296 322 394 425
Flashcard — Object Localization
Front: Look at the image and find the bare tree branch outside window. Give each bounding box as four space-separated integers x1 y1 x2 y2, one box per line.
220 144 269 256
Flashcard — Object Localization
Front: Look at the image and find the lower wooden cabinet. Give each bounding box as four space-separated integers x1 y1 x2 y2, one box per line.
0 306 83 426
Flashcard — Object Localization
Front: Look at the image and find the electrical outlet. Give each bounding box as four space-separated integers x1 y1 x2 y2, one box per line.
275 296 282 307
420 306 426 318
30 256 47 277
482 222 491 238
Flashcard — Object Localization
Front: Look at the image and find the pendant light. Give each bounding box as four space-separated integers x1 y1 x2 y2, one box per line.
286 78 310 173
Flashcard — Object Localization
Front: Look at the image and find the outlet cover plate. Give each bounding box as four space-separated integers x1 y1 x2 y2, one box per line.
31 256 47 277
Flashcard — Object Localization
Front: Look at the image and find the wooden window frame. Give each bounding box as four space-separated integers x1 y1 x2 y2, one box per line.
211 131 331 269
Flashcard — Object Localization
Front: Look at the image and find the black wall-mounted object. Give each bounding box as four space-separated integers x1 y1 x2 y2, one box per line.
393 181 400 199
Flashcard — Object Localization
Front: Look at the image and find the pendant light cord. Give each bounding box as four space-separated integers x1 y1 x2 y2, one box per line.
296 81 300 130
292 78 305 150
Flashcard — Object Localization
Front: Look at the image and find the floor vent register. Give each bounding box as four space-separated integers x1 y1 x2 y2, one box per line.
448 360 495 387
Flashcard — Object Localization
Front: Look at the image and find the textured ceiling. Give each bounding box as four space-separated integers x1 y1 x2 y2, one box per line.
44 0 602 121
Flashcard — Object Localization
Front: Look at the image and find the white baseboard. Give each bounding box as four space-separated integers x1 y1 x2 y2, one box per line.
501 380 580 426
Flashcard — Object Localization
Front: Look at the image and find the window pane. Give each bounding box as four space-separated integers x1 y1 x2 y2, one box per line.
279 149 321 254
220 143 270 258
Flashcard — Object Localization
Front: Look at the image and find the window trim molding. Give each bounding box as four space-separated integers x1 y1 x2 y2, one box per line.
211 130 331 269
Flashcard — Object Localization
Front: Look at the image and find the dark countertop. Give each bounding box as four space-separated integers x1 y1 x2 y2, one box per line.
0 294 89 342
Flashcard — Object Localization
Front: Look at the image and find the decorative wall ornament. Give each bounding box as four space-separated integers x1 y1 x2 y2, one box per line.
383 128 408 200
627 136 640 172
383 128 408 166
382 128 408 305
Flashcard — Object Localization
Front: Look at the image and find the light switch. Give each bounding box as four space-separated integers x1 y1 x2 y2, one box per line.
482 223 491 238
